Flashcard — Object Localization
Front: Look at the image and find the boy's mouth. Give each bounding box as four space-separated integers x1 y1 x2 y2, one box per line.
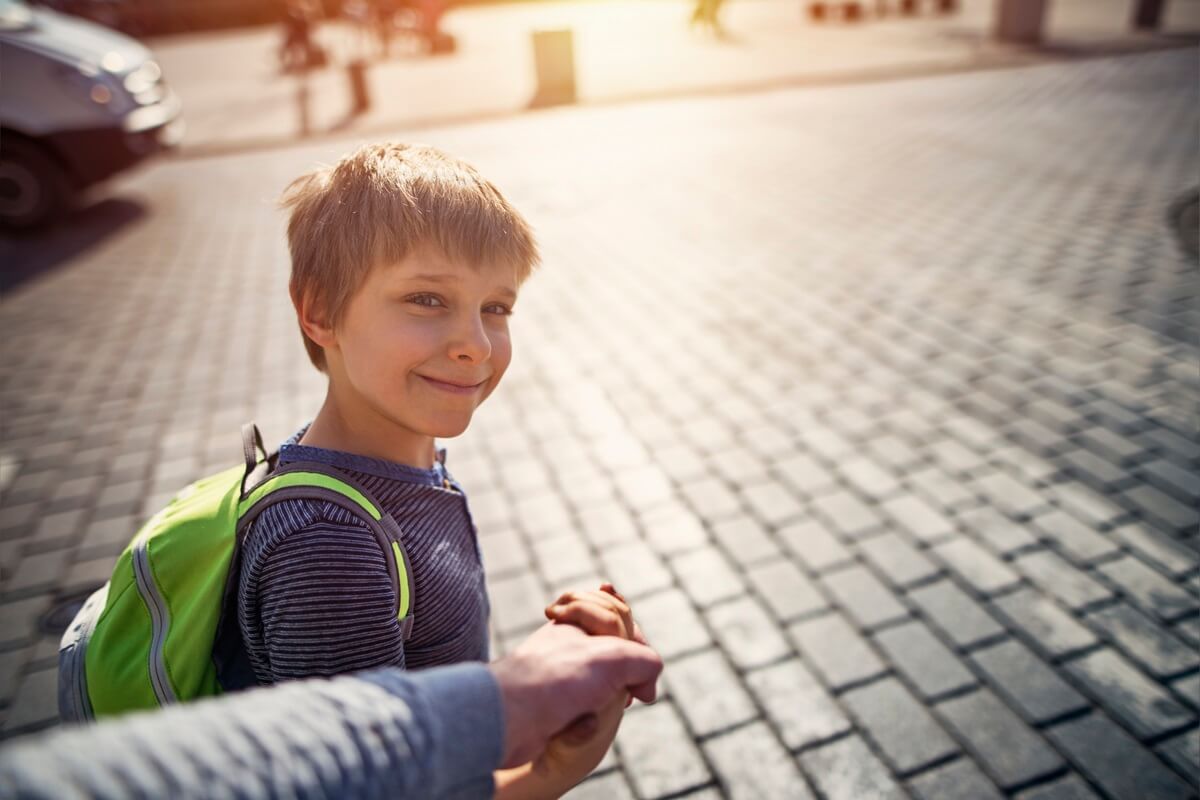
418 375 487 396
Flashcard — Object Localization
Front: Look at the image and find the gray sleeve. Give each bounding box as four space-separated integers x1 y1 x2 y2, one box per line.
0 663 503 800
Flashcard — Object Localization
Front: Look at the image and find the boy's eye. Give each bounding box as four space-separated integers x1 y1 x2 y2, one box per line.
484 303 513 316
407 294 445 308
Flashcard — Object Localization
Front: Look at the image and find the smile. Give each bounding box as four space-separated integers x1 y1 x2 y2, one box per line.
418 375 487 395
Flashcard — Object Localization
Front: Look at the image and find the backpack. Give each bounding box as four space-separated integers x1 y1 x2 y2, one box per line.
58 424 416 722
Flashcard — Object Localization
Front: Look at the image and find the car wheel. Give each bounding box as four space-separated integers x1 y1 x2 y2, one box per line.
0 139 71 229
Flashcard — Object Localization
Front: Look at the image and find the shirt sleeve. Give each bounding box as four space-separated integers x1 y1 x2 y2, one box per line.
0 663 504 800
248 504 407 681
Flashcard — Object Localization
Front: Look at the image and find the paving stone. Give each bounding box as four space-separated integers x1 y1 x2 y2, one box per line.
1096 555 1197 622
680 476 743 521
1065 649 1194 739
932 538 1021 595
740 482 805 530
26 508 86 553
616 702 711 798
671 546 746 609
530 531 594 585
799 735 905 800
842 677 959 774
959 506 1038 555
2 548 70 596
969 638 1088 724
59 556 116 596
746 658 850 750
746 559 826 622
1047 713 1194 800
1006 418 1068 457
1086 602 1200 679
514 492 574 540
665 649 758 737
488 571 547 636
77 514 140 559
788 613 886 691
600 540 672 599
0 646 32 705
2 667 58 734
639 503 709 555
857 531 940 588
930 438 987 476
881 494 956 544
936 688 1064 789
1110 523 1199 579
636 589 712 659
564 771 636 800
1123 484 1198 535
811 491 883 541
873 620 976 701
908 580 1005 649
837 457 901 500
1172 672 1199 710
821 564 908 630
1077 428 1145 467
1058 448 1135 493
774 451 838 497
990 587 1098 659
1049 483 1128 529
478 527 531 576
908 757 1003 800
1014 775 1102 800
577 504 639 548
1139 426 1199 468
1031 509 1121 565
704 721 813 800
777 520 853 573
1013 550 1112 611
1155 728 1200 785
706 596 791 670
709 517 782 567
974 472 1049 519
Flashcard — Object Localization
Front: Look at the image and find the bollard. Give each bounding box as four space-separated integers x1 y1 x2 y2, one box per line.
530 29 576 107
994 0 1047 44
1132 0 1165 29
347 58 370 114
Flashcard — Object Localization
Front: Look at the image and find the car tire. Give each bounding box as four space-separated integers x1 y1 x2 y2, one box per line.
0 138 71 229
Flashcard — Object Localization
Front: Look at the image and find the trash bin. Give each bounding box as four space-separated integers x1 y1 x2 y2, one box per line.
994 0 1047 44
531 29 576 107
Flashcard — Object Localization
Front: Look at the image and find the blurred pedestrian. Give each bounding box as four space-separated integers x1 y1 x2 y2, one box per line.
690 0 727 36
279 0 324 72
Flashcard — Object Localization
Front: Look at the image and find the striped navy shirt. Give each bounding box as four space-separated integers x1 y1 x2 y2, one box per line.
237 429 490 685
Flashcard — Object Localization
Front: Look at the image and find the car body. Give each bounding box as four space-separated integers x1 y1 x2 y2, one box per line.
0 0 183 227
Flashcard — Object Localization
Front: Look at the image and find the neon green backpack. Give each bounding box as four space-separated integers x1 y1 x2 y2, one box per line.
58 424 416 722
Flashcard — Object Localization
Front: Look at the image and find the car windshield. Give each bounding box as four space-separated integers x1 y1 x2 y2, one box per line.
0 0 35 32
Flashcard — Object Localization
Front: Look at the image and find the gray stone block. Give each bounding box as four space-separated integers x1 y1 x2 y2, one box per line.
908 758 1003 800
746 658 850 749
777 520 854 574
672 546 747 609
959 506 1038 555
842 677 959 774
746 559 826 622
1123 484 1198 535
665 649 758 737
741 482 805 530
1096 555 1197 622
1058 448 1135 494
969 638 1088 724
1109 523 1199 579
935 689 1064 789
1065 649 1194 739
799 735 906 800
821 564 908 630
1047 713 1194 800
1155 728 1200 786
1014 775 1101 800
812 490 884 541
974 472 1049 518
703 722 813 800
858 532 940 588
599 540 672 599
872 620 976 700
1086 602 1200 679
1030 510 1120 564
908 580 1006 649
933 538 1021 595
1014 550 1112 611
885 486 962 540
710 517 782 567
635 589 713 659
616 702 711 798
789 613 886 691
990 587 1098 659
706 596 792 670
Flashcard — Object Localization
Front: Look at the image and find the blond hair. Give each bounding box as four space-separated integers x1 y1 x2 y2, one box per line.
281 142 540 371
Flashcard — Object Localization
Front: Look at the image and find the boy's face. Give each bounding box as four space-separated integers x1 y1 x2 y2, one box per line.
320 247 518 444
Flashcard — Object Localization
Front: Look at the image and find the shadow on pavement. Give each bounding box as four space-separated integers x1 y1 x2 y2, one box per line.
0 198 147 294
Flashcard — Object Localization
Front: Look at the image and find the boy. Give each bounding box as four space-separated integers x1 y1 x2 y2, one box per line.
235 142 643 797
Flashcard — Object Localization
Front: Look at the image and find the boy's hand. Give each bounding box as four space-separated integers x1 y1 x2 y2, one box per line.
544 582 648 646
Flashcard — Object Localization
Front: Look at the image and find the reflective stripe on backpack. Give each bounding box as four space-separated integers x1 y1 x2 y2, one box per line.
59 424 415 721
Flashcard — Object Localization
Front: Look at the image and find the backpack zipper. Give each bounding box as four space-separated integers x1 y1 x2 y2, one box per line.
132 538 178 706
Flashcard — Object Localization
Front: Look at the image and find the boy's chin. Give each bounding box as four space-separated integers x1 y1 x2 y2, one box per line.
424 416 473 439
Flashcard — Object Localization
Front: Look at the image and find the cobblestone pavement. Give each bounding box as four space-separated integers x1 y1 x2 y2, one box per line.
2 48 1198 798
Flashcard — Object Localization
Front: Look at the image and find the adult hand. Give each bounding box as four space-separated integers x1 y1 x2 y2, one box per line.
491 621 661 768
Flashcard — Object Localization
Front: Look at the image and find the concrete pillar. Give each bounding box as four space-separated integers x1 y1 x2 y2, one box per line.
347 59 370 114
1132 0 1165 29
531 29 576 107
994 0 1048 44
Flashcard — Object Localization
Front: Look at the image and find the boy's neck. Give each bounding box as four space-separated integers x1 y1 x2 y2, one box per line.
301 397 437 470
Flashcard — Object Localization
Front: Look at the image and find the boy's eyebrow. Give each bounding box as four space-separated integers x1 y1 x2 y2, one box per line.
405 273 518 301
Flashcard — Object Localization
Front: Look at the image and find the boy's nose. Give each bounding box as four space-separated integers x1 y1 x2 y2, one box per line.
449 315 492 363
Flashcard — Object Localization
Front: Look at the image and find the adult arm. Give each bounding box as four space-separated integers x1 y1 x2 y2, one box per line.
0 663 500 800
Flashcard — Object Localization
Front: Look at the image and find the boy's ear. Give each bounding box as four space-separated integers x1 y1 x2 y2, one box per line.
292 287 336 348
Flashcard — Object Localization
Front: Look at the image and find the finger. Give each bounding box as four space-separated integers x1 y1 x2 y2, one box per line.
599 582 627 604
547 603 627 638
602 639 663 704
631 621 649 647
550 592 635 639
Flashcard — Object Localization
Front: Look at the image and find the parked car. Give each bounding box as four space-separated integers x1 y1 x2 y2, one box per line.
0 0 182 228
